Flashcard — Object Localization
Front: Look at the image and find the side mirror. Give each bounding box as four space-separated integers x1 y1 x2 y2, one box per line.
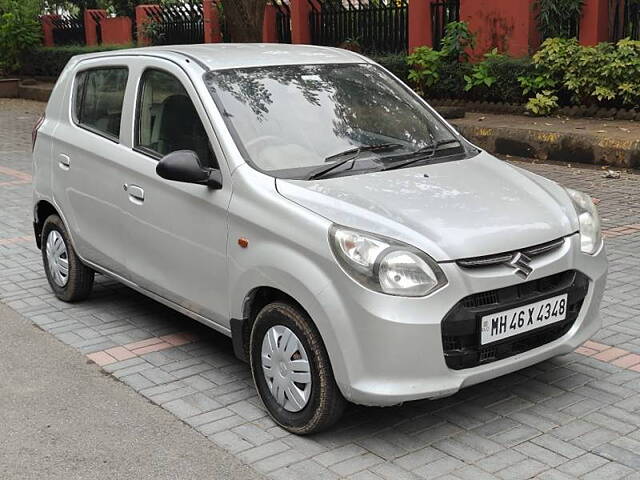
156 150 222 189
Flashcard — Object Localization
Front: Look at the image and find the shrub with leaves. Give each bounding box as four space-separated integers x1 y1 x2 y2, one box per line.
526 90 559 115
407 46 444 95
474 55 534 103
531 38 582 82
403 30 640 114
612 38 640 105
440 21 476 62
464 48 501 91
0 0 41 74
143 18 165 45
566 39 640 106
518 72 556 96
407 21 476 96
524 37 640 109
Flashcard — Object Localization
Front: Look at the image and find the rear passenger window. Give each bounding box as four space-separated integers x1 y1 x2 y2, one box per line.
74 68 128 140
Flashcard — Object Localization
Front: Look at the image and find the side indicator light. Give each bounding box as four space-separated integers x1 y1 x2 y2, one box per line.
238 238 249 248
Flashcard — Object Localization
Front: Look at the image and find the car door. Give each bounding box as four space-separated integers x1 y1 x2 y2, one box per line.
51 58 133 275
118 59 232 327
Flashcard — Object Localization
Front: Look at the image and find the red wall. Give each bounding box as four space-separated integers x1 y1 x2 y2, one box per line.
460 0 540 58
203 0 222 43
408 0 433 52
84 9 106 46
263 4 278 43
580 0 609 45
40 15 58 47
100 17 132 45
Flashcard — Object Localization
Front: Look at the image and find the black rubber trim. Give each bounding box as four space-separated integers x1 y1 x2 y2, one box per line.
230 317 247 362
441 270 589 370
33 221 41 249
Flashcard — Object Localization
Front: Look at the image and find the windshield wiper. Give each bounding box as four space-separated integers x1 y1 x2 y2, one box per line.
379 139 462 172
323 143 403 163
307 143 403 180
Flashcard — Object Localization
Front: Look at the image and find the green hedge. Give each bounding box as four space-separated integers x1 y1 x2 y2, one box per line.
371 53 534 105
436 56 535 104
469 56 534 104
20 44 132 77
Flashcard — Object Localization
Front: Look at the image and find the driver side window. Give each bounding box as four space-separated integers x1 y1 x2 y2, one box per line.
136 69 216 168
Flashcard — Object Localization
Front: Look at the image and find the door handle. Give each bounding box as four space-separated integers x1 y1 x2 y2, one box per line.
124 184 145 203
58 154 71 171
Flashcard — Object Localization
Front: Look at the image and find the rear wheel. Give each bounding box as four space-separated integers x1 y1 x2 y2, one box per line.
250 302 345 435
41 215 94 302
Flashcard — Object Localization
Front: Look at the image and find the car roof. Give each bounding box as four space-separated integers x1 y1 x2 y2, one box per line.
76 43 370 70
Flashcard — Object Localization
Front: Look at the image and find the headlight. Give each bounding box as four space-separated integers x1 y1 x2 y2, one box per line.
329 225 447 296
565 188 602 254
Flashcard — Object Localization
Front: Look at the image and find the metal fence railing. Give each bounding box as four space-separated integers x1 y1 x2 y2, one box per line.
431 0 459 50
142 2 204 45
273 0 292 44
51 14 85 45
308 0 408 54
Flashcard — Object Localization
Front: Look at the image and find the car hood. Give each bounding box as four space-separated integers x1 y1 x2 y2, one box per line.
276 152 578 261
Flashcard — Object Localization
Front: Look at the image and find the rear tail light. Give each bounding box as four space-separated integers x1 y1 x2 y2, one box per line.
32 114 45 152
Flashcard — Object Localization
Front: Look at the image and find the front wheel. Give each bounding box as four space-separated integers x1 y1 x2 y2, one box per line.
41 214 94 302
250 302 345 435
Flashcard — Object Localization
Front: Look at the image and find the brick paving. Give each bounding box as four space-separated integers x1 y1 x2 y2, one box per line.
1 98 640 480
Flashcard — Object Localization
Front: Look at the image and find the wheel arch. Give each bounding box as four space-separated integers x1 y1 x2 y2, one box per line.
33 200 60 249
231 285 307 363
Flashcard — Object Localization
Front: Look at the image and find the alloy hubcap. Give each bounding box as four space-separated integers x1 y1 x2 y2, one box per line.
46 230 69 287
261 325 312 412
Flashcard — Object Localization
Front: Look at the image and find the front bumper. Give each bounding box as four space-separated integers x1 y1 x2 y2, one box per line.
318 233 607 406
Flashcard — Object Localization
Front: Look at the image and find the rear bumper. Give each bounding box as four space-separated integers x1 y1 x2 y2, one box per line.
318 234 607 406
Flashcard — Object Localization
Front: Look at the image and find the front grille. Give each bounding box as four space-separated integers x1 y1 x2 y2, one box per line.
457 237 566 269
442 270 589 370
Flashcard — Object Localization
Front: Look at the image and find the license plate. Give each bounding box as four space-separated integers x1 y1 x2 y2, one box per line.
480 294 568 345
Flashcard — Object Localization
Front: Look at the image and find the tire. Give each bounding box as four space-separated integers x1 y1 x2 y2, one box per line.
250 302 345 435
41 214 94 302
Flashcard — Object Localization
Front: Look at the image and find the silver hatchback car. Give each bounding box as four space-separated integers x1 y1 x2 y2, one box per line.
32 44 607 434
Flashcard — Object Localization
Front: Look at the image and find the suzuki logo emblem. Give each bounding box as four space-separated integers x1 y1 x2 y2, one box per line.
507 252 533 279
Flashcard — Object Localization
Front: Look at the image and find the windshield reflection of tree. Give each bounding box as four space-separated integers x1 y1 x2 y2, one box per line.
205 65 434 152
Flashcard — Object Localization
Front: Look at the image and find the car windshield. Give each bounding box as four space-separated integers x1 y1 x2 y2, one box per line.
204 63 462 179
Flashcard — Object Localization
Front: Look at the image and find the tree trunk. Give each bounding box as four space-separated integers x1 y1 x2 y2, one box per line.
220 0 268 43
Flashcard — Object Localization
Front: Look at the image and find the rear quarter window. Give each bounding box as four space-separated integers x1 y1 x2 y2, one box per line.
74 67 128 141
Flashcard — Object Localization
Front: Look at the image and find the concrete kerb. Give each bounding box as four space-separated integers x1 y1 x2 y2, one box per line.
17 83 53 102
452 122 640 169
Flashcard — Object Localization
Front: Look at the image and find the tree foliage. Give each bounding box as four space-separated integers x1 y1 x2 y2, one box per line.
0 0 41 73
220 0 267 43
536 0 584 39
407 21 476 95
